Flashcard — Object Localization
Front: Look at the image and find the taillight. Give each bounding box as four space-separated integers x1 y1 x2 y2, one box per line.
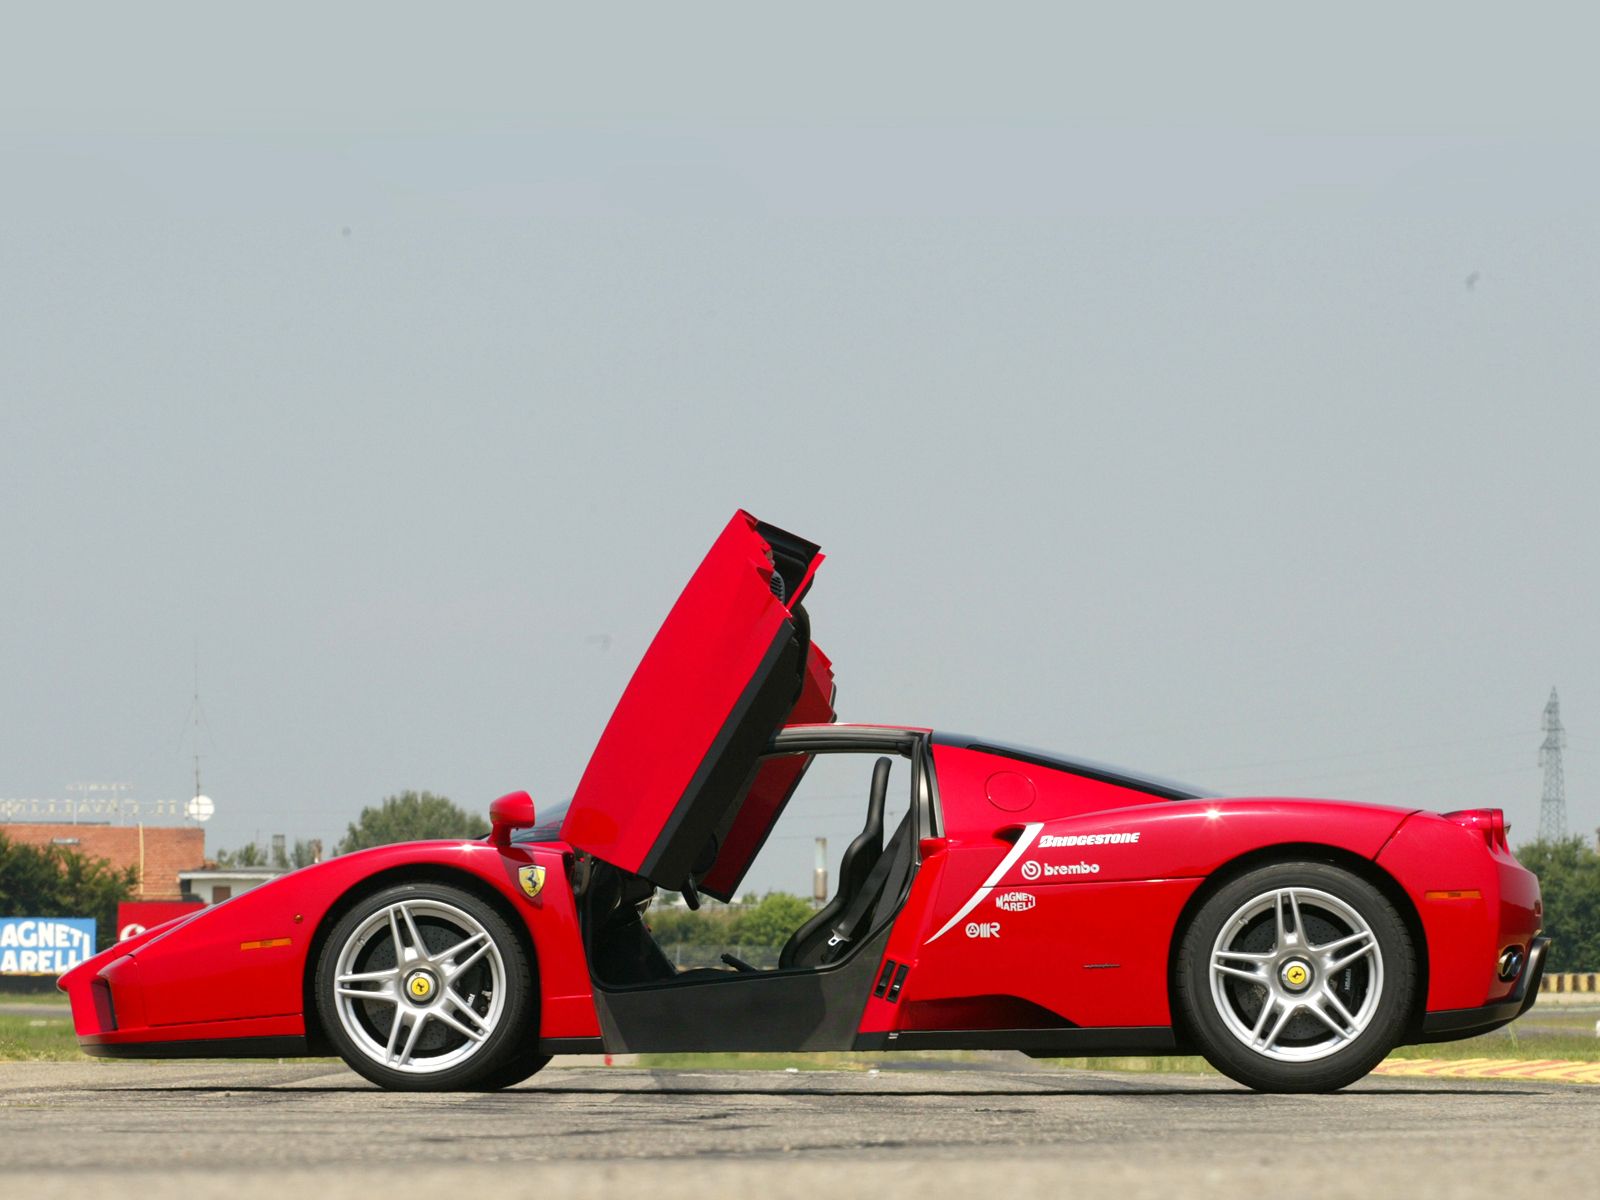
1443 808 1508 851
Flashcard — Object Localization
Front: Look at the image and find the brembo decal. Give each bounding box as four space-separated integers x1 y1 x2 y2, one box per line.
1033 860 1099 877
994 891 1036 912
925 822 1044 944
1038 831 1140 847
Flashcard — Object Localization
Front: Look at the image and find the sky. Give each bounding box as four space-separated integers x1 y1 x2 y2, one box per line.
2 4 1597 895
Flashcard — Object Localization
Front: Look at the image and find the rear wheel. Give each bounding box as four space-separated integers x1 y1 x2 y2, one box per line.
1175 862 1415 1093
315 881 548 1091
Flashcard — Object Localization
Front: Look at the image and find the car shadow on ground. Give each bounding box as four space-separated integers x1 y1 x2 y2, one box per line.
89 1081 1532 1098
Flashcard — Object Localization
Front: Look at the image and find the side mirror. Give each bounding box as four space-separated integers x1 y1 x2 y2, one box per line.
489 791 537 848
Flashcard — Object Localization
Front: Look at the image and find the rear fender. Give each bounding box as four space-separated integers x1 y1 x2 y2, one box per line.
900 799 1416 1032
986 797 1415 889
1157 841 1431 1038
1376 811 1542 1012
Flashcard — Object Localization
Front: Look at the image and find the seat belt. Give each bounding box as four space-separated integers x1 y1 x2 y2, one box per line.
824 824 909 962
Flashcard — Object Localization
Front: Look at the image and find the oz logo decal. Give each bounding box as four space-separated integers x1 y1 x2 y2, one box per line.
1019 860 1041 881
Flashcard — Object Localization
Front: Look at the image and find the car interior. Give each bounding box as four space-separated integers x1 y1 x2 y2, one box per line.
578 752 918 989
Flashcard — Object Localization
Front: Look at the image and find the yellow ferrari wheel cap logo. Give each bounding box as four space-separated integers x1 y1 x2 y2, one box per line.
518 865 546 901
1284 964 1308 987
409 975 431 998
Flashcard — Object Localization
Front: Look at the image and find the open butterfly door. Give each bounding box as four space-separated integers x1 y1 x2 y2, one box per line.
560 511 833 891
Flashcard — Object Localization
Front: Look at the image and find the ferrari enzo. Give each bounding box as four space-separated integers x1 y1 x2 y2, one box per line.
60 511 1546 1092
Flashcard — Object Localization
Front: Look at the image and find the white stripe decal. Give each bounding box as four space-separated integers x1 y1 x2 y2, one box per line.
924 822 1044 944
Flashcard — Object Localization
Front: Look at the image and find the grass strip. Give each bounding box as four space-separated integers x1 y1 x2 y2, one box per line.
0 1014 83 1062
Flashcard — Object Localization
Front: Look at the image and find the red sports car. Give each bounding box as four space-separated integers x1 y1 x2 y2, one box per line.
60 512 1546 1092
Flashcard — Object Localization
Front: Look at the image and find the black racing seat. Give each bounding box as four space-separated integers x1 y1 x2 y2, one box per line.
819 816 913 967
779 757 891 970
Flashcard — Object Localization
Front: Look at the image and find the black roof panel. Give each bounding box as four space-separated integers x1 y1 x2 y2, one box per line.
932 732 1215 802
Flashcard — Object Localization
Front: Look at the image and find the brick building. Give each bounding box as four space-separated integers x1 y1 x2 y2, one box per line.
2 824 206 900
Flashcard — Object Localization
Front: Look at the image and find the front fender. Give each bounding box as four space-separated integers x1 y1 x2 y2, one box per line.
62 840 595 1047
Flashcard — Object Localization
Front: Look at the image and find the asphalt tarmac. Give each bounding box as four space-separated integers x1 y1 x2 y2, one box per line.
1 1061 1594 1199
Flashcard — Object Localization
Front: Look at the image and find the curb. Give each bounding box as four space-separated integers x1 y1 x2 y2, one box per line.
1539 972 1599 995
1373 1057 1600 1084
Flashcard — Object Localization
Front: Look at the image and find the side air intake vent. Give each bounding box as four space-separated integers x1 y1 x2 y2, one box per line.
874 959 910 1002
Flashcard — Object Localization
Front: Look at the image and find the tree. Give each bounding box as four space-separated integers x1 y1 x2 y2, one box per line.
214 838 322 870
730 892 814 948
645 904 730 947
284 839 321 870
1515 837 1600 971
214 842 267 868
337 790 489 854
0 831 139 951
642 891 814 951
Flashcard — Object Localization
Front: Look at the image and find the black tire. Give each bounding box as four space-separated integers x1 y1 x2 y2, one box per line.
315 881 545 1091
1174 861 1416 1093
470 1040 554 1092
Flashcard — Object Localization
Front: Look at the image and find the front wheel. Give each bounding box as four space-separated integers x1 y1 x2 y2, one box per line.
314 881 548 1091
1174 862 1416 1093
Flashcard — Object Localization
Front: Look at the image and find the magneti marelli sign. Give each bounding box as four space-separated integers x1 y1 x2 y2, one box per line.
0 918 97 975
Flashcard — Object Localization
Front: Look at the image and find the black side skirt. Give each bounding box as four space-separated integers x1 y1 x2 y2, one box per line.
82 1026 1184 1061
853 1026 1179 1056
537 1037 605 1055
82 1035 310 1059
538 1029 1184 1057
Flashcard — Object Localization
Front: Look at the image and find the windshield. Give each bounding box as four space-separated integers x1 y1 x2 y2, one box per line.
510 797 572 845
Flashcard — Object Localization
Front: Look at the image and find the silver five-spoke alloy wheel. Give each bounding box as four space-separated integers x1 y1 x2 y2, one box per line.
332 898 507 1075
1208 886 1383 1063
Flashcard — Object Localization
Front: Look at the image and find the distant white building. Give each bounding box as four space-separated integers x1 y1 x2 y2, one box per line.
178 867 282 905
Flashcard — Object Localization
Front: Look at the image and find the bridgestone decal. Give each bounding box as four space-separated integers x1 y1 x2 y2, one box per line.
1037 832 1140 847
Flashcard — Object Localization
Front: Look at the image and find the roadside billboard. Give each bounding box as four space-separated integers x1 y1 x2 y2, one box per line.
0 917 96 975
117 900 203 941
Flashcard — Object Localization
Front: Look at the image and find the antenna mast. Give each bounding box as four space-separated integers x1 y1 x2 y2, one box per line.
192 642 204 801
185 640 215 824
1538 687 1567 842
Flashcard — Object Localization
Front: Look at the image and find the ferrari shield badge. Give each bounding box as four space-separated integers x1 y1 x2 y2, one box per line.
518 865 546 901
